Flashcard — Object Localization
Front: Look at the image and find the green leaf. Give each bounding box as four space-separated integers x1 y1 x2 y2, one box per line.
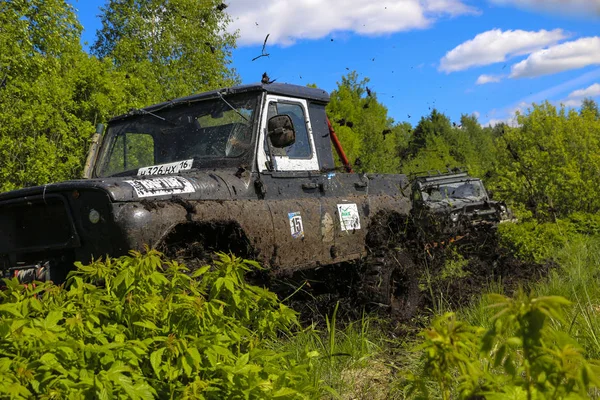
191 265 211 278
180 354 192 377
273 387 299 398
187 347 202 366
133 320 159 331
44 310 63 329
236 352 249 368
150 348 166 377
0 304 23 318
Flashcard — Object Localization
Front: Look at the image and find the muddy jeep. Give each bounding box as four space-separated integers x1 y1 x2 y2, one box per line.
410 170 511 243
0 82 417 312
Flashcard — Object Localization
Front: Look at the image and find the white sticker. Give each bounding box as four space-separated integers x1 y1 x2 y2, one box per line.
125 176 195 198
337 203 361 231
288 212 304 239
137 159 193 176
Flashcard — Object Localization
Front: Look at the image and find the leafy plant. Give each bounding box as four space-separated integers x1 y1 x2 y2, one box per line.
410 293 600 399
498 219 576 263
0 250 321 399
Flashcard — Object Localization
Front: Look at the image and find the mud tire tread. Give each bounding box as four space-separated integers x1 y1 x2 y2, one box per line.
360 249 421 321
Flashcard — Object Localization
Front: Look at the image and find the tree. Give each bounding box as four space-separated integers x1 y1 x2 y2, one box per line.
580 98 599 120
400 109 462 175
92 0 239 102
492 101 600 220
398 110 498 179
404 109 453 160
327 72 402 173
0 0 95 191
0 0 240 192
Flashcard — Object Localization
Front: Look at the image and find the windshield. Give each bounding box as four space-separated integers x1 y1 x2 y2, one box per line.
421 180 486 202
95 93 258 177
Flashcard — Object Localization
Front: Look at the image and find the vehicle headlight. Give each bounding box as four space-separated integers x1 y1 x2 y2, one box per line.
450 213 459 222
89 209 101 224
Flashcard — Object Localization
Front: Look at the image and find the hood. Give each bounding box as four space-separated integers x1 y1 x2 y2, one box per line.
0 169 248 203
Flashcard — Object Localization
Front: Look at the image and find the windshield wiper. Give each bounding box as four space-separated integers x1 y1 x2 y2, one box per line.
129 108 177 125
216 90 249 122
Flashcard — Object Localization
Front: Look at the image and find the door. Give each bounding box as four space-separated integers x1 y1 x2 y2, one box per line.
256 95 327 268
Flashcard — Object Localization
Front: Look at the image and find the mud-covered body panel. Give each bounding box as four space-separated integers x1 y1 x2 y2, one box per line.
0 170 411 278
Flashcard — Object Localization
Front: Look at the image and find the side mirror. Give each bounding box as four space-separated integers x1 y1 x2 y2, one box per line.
268 115 296 148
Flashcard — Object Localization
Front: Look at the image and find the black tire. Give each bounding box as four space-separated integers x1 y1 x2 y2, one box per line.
360 250 421 320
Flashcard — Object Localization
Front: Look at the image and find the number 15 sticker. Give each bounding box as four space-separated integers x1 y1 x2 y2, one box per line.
288 212 304 239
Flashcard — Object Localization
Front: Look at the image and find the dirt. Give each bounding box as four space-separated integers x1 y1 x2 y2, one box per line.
414 226 554 311
160 221 255 274
157 209 554 329
266 210 555 329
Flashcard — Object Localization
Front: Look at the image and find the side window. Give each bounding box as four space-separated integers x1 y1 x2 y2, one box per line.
105 133 155 175
267 102 312 159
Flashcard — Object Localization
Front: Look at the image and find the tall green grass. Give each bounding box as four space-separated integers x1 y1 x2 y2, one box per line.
458 234 600 360
273 306 392 399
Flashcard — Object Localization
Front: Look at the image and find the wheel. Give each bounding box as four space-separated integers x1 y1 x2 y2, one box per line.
360 250 421 320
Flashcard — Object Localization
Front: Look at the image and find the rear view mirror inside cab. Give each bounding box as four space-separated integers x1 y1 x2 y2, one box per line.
268 115 296 148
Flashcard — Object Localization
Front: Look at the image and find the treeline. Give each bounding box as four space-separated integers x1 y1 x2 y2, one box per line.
0 0 237 192
328 72 600 223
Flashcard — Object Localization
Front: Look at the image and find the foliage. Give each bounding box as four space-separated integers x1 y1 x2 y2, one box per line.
0 0 238 192
0 250 321 399
92 0 239 102
492 102 600 221
410 294 600 399
400 110 497 178
327 72 407 173
497 219 577 264
0 0 88 191
580 98 599 120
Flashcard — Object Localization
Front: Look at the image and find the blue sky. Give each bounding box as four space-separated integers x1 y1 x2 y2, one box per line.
71 0 600 126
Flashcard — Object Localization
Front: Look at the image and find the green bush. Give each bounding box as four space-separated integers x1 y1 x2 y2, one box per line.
498 213 600 264
409 294 600 399
498 220 576 263
0 250 321 399
567 212 600 236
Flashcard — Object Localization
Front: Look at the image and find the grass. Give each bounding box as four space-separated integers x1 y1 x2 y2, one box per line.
275 232 600 398
274 308 393 399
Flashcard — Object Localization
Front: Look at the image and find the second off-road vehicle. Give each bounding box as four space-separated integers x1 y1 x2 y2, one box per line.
410 169 512 244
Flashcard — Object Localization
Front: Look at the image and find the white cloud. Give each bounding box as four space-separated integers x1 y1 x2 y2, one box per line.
560 99 584 107
425 0 479 16
476 74 503 84
484 117 520 127
489 0 600 16
440 28 567 72
227 0 479 46
484 69 600 128
568 82 600 98
557 82 600 108
510 37 600 78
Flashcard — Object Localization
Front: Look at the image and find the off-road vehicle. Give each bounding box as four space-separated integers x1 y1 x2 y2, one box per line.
410 169 511 244
0 83 415 306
